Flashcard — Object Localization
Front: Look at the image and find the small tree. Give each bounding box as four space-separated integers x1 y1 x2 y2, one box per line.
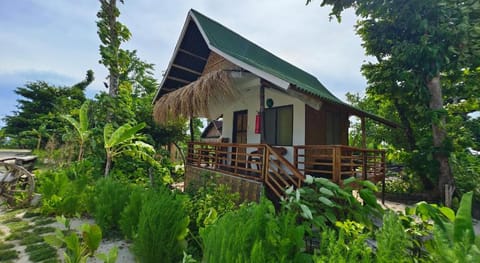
103 122 156 176
62 101 91 161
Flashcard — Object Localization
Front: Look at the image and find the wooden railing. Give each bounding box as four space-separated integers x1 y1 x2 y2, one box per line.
263 145 304 198
187 142 267 181
187 142 386 199
293 145 385 184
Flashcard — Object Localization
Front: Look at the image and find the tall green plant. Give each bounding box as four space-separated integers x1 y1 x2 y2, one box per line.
427 191 480 261
201 198 309 263
134 187 190 263
103 122 156 176
62 101 91 161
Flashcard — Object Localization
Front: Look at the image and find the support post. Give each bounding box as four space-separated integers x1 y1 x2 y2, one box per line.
260 84 265 143
361 117 367 180
189 116 194 142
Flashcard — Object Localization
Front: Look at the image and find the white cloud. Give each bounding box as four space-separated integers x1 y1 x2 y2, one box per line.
0 0 370 122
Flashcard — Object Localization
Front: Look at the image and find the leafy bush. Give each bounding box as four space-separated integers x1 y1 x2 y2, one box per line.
282 176 383 230
90 177 131 235
134 187 189 263
451 153 480 201
426 191 480 262
201 198 309 263
313 227 372 262
375 212 413 262
37 160 95 216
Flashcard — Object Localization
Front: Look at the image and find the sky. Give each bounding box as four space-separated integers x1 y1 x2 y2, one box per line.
0 0 371 127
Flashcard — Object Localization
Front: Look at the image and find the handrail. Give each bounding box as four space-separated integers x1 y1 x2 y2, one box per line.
263 145 304 199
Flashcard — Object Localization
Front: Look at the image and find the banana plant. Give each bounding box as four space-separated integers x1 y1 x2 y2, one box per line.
62 101 90 161
103 122 156 176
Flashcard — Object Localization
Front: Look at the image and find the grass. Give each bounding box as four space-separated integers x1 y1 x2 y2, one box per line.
33 218 56 226
23 211 42 219
5 220 30 232
27 243 58 262
33 226 56 235
0 242 15 250
19 233 44 245
5 231 27 241
0 249 19 261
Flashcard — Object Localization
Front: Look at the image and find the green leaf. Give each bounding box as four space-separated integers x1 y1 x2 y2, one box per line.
439 207 455 222
318 196 335 207
453 191 474 245
319 187 334 197
359 188 378 207
342 176 356 185
300 204 313 219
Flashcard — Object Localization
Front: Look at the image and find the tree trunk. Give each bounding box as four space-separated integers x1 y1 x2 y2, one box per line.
426 75 454 205
78 142 84 161
101 0 119 97
104 155 112 177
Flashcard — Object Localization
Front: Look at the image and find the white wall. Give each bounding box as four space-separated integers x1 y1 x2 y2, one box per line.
210 76 306 163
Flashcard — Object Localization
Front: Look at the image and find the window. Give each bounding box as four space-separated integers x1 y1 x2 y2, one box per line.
265 105 293 146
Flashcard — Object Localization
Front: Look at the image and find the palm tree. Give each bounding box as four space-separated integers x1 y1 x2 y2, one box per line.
103 122 156 176
62 101 90 161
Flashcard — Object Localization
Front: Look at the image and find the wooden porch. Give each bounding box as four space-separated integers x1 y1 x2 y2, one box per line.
186 142 386 199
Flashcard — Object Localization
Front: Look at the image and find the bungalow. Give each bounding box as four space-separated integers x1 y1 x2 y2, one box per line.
153 9 397 201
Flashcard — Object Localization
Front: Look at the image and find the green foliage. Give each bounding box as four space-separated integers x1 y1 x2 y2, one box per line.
451 152 480 201
80 224 102 256
103 122 157 176
119 185 145 240
282 175 383 230
134 187 190 263
96 246 118 263
45 218 106 263
201 198 309 263
37 161 95 216
427 191 480 262
313 227 372 263
90 177 131 235
62 101 91 161
3 71 93 148
375 212 413 263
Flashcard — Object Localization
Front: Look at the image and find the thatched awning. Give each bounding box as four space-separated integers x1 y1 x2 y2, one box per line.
153 70 237 123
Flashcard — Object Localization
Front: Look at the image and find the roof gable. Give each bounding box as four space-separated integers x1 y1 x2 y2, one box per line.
154 9 399 128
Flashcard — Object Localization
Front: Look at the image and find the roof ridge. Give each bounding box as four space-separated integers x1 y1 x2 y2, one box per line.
189 9 327 90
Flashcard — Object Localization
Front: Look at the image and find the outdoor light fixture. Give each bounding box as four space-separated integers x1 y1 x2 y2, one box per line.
266 98 274 108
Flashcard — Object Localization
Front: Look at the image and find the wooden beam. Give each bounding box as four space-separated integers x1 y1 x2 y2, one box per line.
178 48 208 61
167 76 190 84
172 64 202 76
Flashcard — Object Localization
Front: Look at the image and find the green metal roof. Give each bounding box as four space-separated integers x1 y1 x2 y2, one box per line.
190 9 344 105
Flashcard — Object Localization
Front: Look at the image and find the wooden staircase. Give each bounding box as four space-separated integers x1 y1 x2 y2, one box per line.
263 145 304 199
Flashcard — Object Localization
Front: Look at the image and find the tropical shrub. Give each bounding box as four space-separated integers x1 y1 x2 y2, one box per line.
313 227 372 263
426 191 480 262
134 187 189 263
90 177 131 236
282 175 383 230
375 212 413 263
37 160 95 216
119 185 145 240
201 198 309 263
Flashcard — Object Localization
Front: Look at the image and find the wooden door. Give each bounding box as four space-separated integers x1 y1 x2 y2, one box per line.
233 110 248 143
232 110 248 172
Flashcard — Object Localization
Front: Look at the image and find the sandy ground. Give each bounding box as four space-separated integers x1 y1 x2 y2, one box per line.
0 207 135 263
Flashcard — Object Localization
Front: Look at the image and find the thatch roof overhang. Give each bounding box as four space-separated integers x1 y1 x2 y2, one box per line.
153 9 399 128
